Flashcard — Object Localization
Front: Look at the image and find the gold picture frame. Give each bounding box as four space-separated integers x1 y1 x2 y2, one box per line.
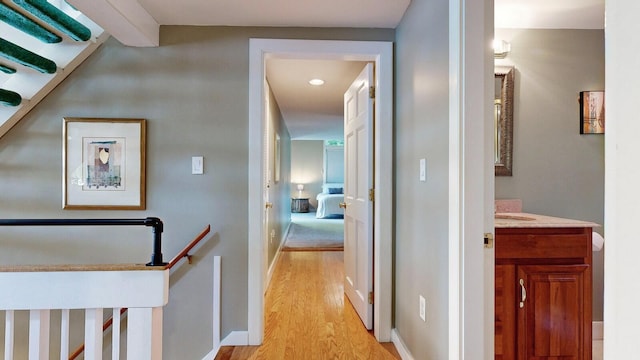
63 118 146 210
579 91 605 134
495 66 514 176
274 133 281 183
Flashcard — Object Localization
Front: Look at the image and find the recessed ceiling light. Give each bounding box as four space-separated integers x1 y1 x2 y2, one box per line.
309 78 325 86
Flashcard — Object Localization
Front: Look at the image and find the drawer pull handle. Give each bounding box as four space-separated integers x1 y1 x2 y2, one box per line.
519 278 527 308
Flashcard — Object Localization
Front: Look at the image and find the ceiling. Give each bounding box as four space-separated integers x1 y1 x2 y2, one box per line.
266 59 368 140
66 0 413 140
262 0 605 139
3 0 604 140
495 0 604 29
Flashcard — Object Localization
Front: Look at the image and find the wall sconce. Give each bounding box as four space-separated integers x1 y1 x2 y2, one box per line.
297 184 304 198
493 39 511 59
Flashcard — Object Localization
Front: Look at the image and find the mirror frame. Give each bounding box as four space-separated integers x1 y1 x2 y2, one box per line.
495 66 514 176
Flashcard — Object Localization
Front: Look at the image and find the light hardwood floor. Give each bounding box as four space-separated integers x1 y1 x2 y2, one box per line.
215 251 400 359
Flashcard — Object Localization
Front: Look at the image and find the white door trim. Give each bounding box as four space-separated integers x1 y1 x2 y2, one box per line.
449 0 493 358
248 38 393 344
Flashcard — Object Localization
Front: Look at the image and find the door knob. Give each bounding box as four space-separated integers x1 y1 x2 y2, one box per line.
265 202 273 209
339 202 347 209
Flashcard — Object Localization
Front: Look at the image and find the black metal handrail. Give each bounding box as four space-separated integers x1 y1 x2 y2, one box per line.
0 217 167 266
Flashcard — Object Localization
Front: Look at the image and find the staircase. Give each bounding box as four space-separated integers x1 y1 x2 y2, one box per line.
0 0 107 139
0 222 215 359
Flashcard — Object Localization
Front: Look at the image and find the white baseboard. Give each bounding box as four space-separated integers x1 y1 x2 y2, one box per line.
391 328 414 360
265 223 289 290
201 347 219 360
266 246 282 291
203 257 222 360
283 220 292 239
220 331 250 346
593 321 603 340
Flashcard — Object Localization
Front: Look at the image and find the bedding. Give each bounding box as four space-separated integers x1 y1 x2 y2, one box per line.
316 183 344 218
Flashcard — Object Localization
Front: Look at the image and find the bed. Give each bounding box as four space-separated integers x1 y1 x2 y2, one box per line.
315 183 344 219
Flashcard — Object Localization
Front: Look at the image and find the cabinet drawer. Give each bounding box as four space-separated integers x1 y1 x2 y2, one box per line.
496 232 590 260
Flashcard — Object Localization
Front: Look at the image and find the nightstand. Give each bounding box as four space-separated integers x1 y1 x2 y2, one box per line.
291 198 310 213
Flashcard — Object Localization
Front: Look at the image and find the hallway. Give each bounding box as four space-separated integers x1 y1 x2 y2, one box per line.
216 251 400 359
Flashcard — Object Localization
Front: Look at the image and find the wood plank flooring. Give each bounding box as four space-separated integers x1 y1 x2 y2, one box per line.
215 251 400 359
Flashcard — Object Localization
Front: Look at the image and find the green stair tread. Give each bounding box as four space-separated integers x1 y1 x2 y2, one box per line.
0 88 22 106
0 63 17 74
12 0 91 42
0 3 61 43
0 37 57 73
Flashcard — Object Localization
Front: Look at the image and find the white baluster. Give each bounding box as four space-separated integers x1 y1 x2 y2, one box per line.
112 308 121 360
213 256 221 350
4 310 14 360
127 307 163 360
60 309 70 359
84 308 103 360
29 309 50 360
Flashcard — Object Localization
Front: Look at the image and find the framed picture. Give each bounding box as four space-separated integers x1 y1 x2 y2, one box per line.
63 118 146 210
274 133 281 183
579 91 605 134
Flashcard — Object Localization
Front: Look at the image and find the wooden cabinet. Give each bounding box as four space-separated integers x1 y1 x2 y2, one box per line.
495 227 592 360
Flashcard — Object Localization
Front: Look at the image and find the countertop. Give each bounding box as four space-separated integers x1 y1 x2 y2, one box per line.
495 212 600 229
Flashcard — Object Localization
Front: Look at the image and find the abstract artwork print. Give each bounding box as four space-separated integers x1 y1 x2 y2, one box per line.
83 138 125 190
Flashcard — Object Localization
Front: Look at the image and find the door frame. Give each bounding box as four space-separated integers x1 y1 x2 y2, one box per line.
248 39 393 344
449 0 494 357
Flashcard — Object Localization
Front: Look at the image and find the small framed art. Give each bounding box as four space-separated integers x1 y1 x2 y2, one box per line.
579 91 605 134
63 118 146 210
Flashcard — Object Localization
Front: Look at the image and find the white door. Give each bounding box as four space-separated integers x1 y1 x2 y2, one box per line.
343 63 374 329
263 81 273 288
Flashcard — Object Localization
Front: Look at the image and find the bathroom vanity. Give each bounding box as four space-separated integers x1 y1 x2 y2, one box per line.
494 213 598 360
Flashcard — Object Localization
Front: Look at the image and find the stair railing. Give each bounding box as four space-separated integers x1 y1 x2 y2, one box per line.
0 217 168 266
67 224 212 360
0 220 211 360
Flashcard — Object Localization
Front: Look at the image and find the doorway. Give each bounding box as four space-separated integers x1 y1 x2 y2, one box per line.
287 139 345 252
248 39 393 344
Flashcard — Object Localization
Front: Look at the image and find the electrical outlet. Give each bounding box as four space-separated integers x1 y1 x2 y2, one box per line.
419 295 426 322
419 158 426 182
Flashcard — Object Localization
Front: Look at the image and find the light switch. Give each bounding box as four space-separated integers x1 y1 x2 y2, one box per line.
419 158 426 182
192 156 204 175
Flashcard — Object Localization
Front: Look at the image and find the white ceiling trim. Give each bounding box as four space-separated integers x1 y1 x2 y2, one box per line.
67 0 159 47
68 0 410 48
138 0 410 28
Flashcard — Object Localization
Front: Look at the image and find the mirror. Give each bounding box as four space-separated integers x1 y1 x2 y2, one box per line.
495 66 514 176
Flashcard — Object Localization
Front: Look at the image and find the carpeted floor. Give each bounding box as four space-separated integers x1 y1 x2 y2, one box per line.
283 212 344 251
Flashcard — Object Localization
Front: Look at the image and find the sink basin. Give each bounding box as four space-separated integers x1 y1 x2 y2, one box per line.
495 213 535 221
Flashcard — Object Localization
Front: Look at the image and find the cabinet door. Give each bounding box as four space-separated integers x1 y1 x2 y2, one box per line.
495 264 516 359
517 265 590 360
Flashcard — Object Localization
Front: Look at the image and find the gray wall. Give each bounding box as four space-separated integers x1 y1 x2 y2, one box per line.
0 26 394 359
266 83 291 268
395 0 451 358
494 29 605 321
291 140 324 208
